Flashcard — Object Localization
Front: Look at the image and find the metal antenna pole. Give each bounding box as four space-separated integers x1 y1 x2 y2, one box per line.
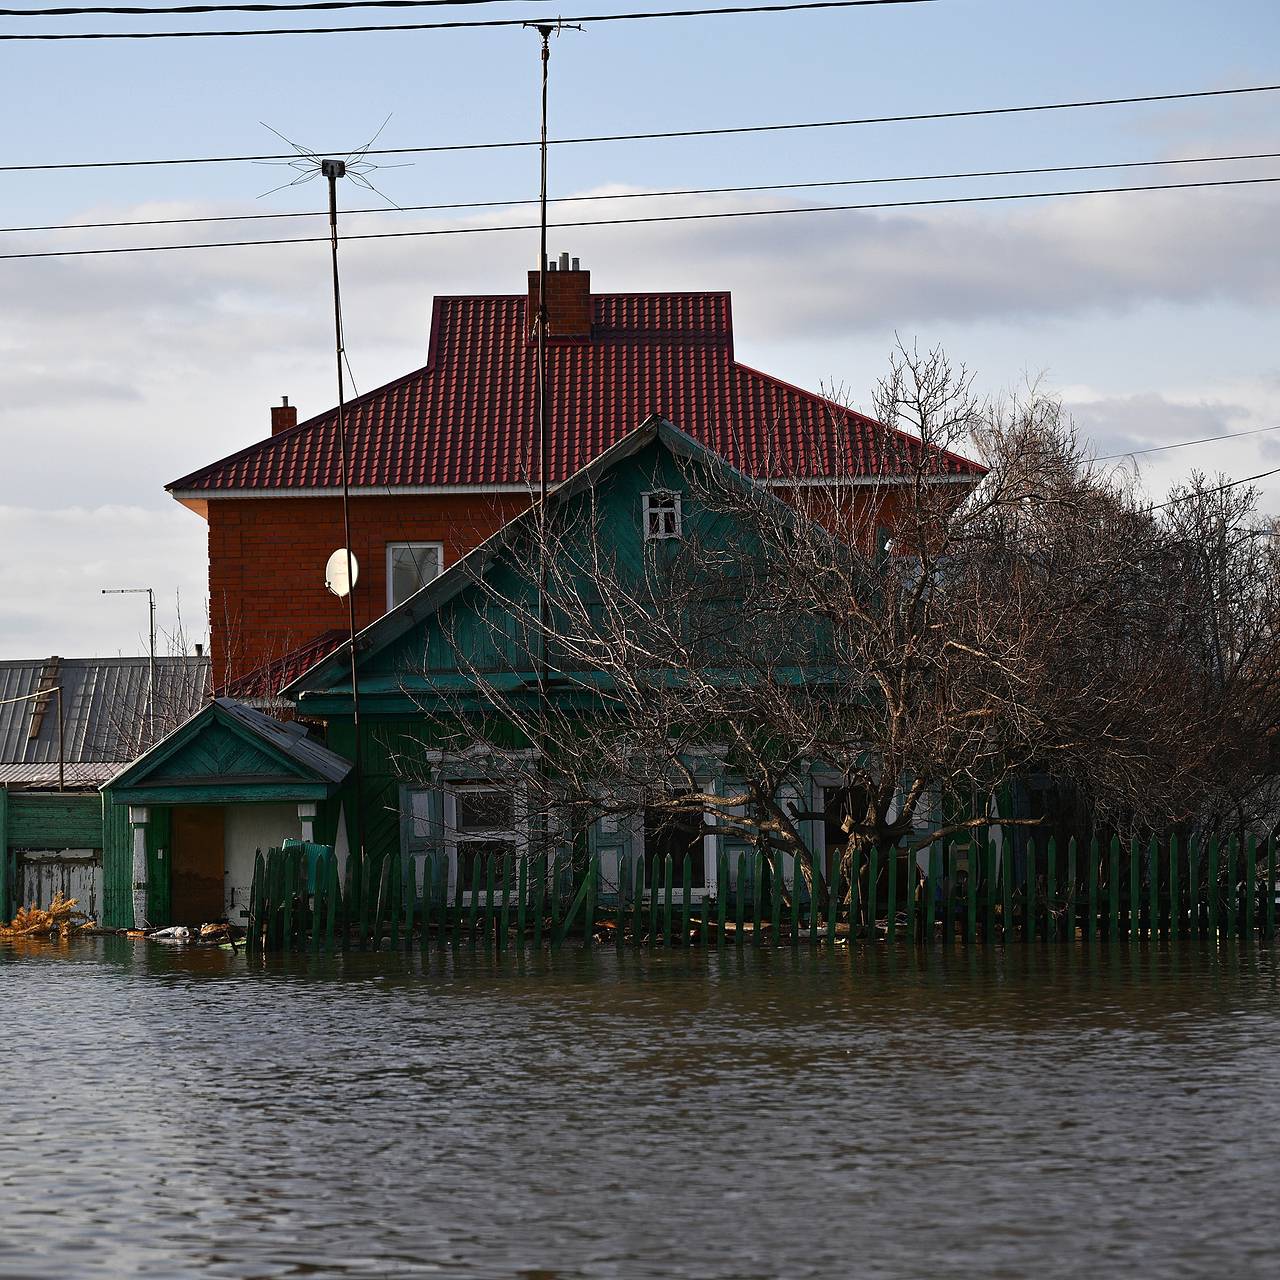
535 23 552 699
323 157 365 865
102 586 157 746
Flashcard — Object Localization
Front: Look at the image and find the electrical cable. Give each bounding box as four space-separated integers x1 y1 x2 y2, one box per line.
0 0 939 39
6 82 1277 173
2 171 1276 261
5 146 1276 236
1151 467 1280 512
1097 423 1280 463
4 1 538 13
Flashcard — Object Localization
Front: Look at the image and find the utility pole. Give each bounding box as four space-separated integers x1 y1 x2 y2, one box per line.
103 586 155 744
321 156 365 867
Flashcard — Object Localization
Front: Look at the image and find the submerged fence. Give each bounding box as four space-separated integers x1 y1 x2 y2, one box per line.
245 833 1278 954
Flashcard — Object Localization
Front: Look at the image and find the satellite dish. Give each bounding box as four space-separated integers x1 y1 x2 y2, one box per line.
325 548 359 598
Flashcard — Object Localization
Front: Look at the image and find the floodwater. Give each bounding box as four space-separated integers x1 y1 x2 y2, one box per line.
2 940 1277 1280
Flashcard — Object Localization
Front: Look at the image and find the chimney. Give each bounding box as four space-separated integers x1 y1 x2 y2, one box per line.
527 255 592 339
270 395 298 435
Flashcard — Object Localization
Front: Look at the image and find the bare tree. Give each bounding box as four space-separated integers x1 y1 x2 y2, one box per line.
386 343 1280 911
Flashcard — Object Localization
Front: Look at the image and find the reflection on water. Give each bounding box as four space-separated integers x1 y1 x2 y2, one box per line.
2 939 1277 1279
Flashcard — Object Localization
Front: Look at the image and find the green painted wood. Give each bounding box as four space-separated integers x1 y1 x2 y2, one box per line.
499 855 512 953
886 847 898 943
1246 835 1257 940
247 850 264 954
1208 837 1220 940
553 866 592 948
452 854 465 948
1046 838 1057 941
1001 838 1013 944
1087 837 1098 942
517 856 527 941
650 854 661 945
663 854 674 947
753 850 764 946
1126 838 1138 941
926 845 938 940
1269 836 1277 940
905 850 917 943
325 855 339 952
868 845 880 943
533 854 546 950
549 852 560 938
4 793 104 850
584 853 598 948
680 853 691 945
401 857 415 950
281 848 296 952
1187 837 1200 936
387 853 400 950
790 854 802 945
484 853 496 948
1146 837 1157 939
827 860 840 944
310 859 325 954
1025 838 1036 944
420 856 433 953
377 853 395 952
717 851 728 947
0 789 8 922
1168 834 1179 938
735 852 746 945
1109 836 1121 942
965 842 977 945
984 840 996 943
1226 837 1238 941
1066 837 1077 942
945 843 959 944
634 853 645 946
467 855 481 946
769 852 782 944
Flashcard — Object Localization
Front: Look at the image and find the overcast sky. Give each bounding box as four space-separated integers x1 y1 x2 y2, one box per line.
2 0 1279 657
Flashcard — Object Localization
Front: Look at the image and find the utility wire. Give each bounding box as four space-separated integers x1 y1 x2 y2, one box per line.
5 147 1277 237
1097 423 1280 463
6 82 1278 173
1151 466 1280 512
3 172 1277 262
3 0 534 12
0 0 939 39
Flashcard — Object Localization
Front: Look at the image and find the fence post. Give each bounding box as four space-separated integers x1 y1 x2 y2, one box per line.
681 853 691 946
752 850 764 946
1208 837 1220 940
1246 835 1257 941
905 849 916 944
1000 836 1013 944
1066 837 1077 942
886 847 897 943
634 854 646 946
926 845 938 942
791 853 802 945
868 845 880 943
1046 837 1057 942
1168 834 1180 939
828 859 841 944
717 851 728 947
1147 836 1158 940
1127 838 1139 942
533 853 546 950
735 852 746 945
584 852 598 948
1108 836 1120 942
499 855 512 954
966 839 978 945
1268 836 1277 940
1086 836 1098 941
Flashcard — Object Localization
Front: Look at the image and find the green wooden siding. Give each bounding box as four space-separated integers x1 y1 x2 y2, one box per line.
4 793 103 850
101 794 133 930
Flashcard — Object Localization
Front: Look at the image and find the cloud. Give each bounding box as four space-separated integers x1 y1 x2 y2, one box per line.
1063 391 1256 460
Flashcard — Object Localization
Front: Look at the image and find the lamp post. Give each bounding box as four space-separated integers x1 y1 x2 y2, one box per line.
102 587 156 744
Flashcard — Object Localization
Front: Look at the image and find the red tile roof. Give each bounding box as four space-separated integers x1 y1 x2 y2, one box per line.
169 291 984 495
223 629 346 702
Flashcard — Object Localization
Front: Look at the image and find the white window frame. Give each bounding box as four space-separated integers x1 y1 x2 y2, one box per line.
634 779 718 902
385 541 444 610
642 490 682 542
443 781 528 903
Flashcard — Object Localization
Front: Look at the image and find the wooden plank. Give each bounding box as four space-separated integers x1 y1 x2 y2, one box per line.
484 853 496 949
905 849 916 943
634 853 645 946
1167 834 1179 939
717 851 728 947
533 854 546 950
965 841 977 945
1001 837 1013 944
1147 837 1158 940
281 848 295 952
499 854 512 954
1127 838 1139 941
769 850 783 943
517 855 527 941
790 852 802 945
926 845 938 941
1246 835 1257 941
452 854 465 948
827 859 840 944
247 849 264 954
1208 837 1220 941
326 853 340 952
1087 836 1098 942
681 853 692 946
1188 837 1200 936
886 847 898 943
401 857 414 950
735 852 746 945
584 853 598 947
662 854 674 946
1109 836 1120 942
553 866 592 948
985 839 996 943
1023 837 1035 944
1066 837 1077 942
5 793 103 850
1046 837 1057 942
945 842 958 945
752 850 764 946
0 789 8 922
1269 836 1277 940
868 844 880 943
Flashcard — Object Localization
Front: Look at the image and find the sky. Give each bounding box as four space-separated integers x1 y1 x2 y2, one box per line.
2 0 1279 657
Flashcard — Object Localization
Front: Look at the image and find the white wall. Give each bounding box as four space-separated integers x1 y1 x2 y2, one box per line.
222 803 302 922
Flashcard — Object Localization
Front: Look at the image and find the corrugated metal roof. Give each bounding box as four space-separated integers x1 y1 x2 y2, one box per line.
0 763 122 789
168 291 985 495
0 657 210 769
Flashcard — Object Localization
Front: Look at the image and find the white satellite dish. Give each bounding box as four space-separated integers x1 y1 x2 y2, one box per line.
325 548 359 598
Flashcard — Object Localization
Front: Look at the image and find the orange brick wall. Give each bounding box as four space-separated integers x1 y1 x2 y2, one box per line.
207 492 530 689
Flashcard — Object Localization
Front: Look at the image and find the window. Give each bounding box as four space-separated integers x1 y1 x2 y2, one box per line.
386 542 443 609
448 783 521 898
642 798 714 895
642 490 682 541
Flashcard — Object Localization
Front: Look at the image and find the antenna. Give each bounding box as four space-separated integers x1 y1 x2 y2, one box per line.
102 586 156 746
257 120 403 868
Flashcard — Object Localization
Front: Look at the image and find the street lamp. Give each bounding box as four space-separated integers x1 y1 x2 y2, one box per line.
103 587 156 744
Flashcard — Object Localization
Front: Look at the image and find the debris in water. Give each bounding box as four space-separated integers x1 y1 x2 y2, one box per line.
0 893 92 939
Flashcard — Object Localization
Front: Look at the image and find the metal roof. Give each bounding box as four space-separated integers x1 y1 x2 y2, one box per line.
0 657 210 778
213 698 352 785
168 291 985 497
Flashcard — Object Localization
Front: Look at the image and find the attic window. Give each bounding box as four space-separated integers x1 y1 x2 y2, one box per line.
643 490 682 541
387 542 443 609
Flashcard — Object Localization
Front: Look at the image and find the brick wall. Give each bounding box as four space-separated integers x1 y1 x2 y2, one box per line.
207 492 529 689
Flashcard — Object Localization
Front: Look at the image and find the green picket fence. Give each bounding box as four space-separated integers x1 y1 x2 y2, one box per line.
243 831 1280 953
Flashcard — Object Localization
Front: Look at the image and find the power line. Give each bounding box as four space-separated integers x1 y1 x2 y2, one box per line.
4 0 530 12
6 147 1277 237
1097 423 1280 463
10 83 1280 175
6 82 1278 174
3 171 1276 262
0 0 938 39
1151 466 1280 512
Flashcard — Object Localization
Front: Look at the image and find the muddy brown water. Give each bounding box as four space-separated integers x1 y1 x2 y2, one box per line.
2 938 1277 1279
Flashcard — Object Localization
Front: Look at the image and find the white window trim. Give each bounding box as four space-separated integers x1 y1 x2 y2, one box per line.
642 489 682 542
385 540 444 611
443 781 528 904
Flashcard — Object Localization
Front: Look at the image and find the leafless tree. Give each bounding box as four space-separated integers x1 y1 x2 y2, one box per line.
387 343 1280 908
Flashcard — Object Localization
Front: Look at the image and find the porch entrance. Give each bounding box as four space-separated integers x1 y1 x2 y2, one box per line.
170 805 225 924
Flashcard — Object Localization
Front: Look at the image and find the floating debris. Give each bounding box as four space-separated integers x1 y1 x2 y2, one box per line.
0 892 93 939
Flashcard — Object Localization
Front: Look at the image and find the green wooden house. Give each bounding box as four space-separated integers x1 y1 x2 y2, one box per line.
280 416 861 910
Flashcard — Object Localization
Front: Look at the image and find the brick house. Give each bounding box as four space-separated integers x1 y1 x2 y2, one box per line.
167 260 984 696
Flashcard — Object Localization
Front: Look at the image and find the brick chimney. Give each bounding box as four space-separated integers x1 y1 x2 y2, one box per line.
527 253 592 339
270 395 298 435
